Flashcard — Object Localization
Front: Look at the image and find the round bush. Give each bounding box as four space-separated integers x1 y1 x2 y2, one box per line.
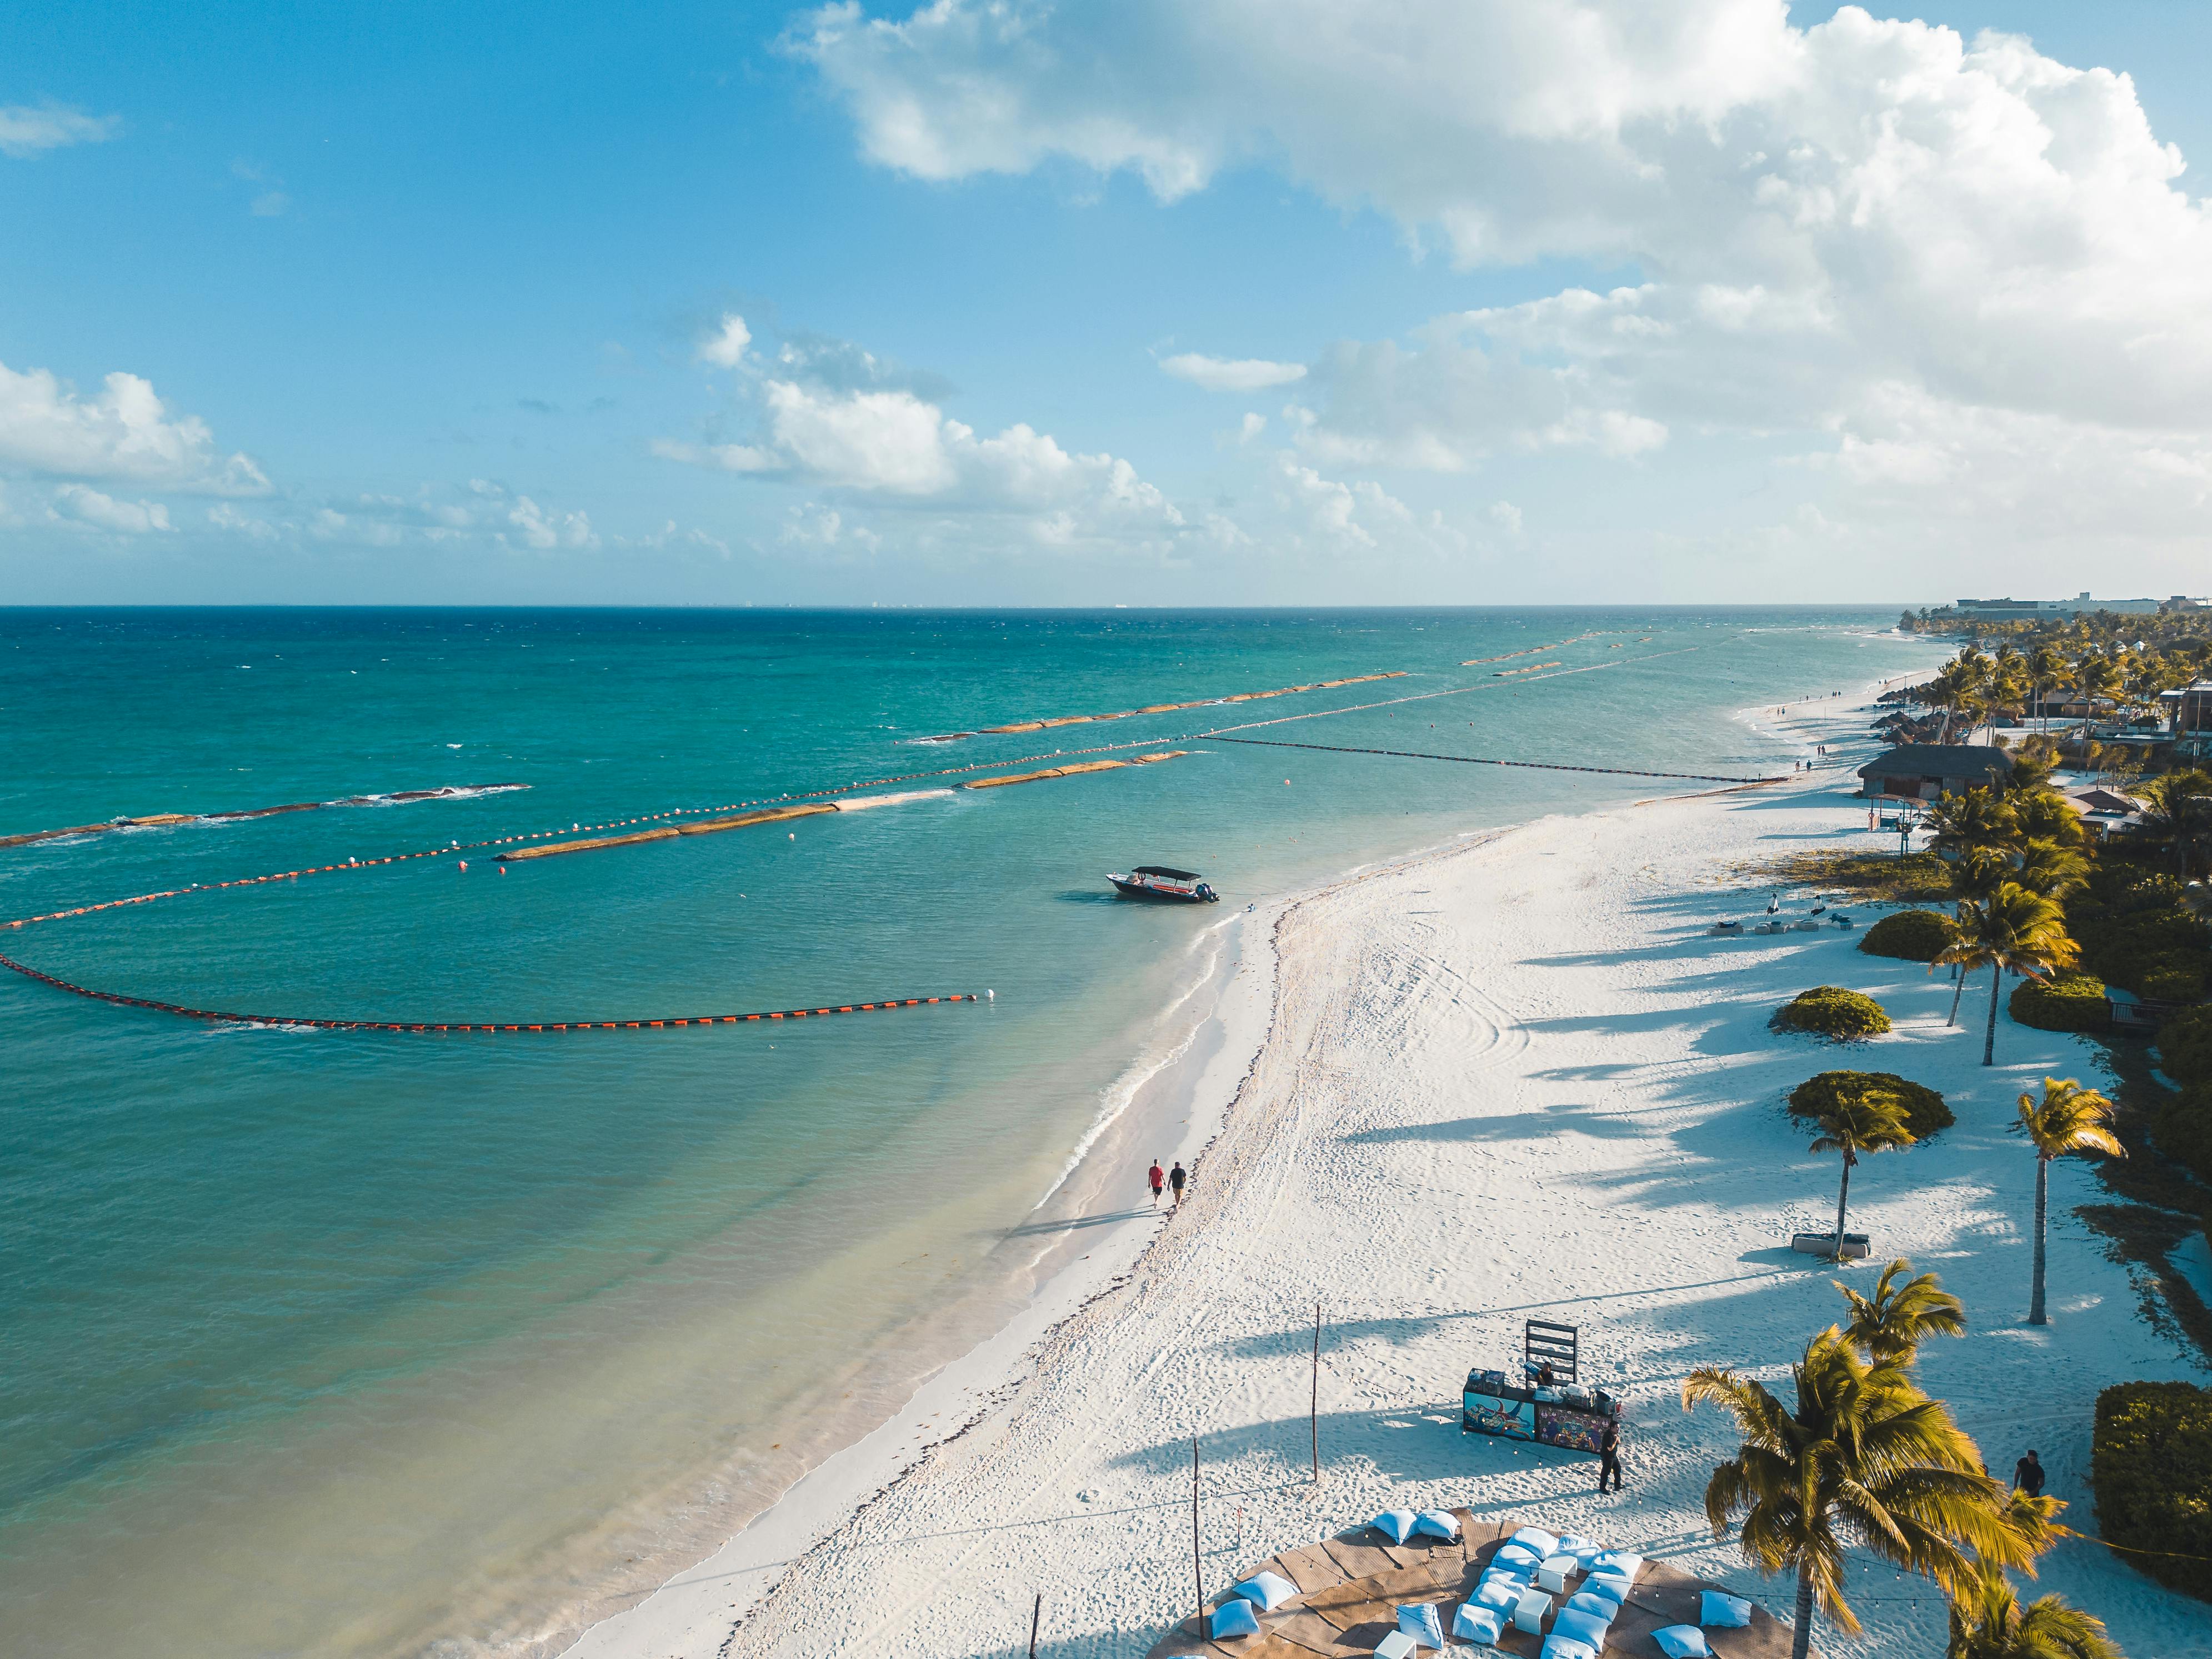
1859 909 1953 962
1788 1071 1954 1140
2143 961 2209 1002
1773 986 1893 1040
2010 972 2110 1033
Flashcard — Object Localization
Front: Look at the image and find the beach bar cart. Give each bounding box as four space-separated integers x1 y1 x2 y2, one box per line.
1462 1320 1621 1456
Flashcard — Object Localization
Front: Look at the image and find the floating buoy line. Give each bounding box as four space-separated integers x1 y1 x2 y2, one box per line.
1 647 1723 1031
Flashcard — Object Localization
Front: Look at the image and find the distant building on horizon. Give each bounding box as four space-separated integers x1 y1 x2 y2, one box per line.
1950 592 2208 619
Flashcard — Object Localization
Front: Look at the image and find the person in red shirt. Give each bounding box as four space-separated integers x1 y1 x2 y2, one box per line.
1147 1160 1165 1207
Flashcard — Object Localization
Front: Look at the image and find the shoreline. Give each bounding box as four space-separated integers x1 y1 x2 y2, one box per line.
587 674 2207 1659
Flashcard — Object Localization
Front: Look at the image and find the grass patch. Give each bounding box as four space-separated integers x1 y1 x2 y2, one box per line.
1735 847 1953 905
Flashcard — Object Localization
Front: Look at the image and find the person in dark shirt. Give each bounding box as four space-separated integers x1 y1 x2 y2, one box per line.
1598 1420 1623 1493
1537 1360 1555 1388
2013 1450 2045 1497
1169 1161 1187 1206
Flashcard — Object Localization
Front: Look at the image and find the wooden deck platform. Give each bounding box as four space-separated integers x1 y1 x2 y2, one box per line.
1144 1511 1800 1659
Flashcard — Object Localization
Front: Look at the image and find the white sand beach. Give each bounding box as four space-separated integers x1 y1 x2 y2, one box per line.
573 689 2210 1659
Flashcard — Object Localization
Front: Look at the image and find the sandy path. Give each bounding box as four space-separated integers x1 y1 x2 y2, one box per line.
602 693 2210 1659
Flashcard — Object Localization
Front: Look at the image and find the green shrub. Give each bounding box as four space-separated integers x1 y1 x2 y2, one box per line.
2093 1381 2212 1602
2152 1083 2212 1186
1859 909 1953 962
1773 986 1893 1039
2161 1006 2212 1088
1787 1071 1953 1140
2143 961 2209 1002
2009 972 2109 1033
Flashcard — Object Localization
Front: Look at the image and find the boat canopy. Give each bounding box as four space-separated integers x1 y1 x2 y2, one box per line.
1132 866 1202 880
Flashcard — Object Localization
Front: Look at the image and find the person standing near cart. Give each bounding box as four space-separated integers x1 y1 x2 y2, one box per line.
1598 1418 1624 1493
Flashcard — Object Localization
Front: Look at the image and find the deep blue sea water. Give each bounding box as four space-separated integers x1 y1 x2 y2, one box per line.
0 608 1942 1657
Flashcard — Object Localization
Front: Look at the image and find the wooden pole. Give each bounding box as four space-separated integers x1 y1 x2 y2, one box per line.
1192 1436 1203 1638
1028 1592 1041 1659
1311 1302 1322 1485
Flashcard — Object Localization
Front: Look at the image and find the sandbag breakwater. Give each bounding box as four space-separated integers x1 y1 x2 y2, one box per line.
924 672 1404 741
0 784 529 851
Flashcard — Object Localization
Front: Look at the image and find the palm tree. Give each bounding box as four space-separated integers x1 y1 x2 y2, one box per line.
2011 787 2084 848
2013 838 2089 902
1947 1565 2123 1659
1938 885 2078 1066
1927 787 2020 866
2013 1079 2124 1325
2074 655 2121 743
2028 646 2071 737
1835 1258 1966 1363
1805 1085 1916 1261
1684 1328 2024 1659
2134 771 2212 882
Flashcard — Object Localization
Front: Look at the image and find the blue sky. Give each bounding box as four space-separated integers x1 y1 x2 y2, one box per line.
6 1 2212 604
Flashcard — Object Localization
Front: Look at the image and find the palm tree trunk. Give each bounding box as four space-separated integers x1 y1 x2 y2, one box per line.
1833 1151 1854 1263
1948 966 1968 1027
1791 1563 1815 1659
1984 965 2002 1066
2030 1155 2050 1325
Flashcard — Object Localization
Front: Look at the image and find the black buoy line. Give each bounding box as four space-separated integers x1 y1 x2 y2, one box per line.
2 646 1748 1032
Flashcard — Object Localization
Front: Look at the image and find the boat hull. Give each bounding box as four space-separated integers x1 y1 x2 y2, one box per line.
1107 876 1217 903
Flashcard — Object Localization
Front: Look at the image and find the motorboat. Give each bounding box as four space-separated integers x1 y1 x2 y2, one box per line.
1107 865 1219 903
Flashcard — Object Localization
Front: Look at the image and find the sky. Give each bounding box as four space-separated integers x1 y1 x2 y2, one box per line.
4 0 2212 606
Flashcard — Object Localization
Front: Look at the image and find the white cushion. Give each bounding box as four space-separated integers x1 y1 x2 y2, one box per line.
1412 1509 1461 1542
1553 1607 1610 1650
1581 1573 1629 1607
1535 1555 1576 1593
1564 1538 1610 1568
1512 1588 1553 1635
1540 1638 1598 1659
1654 1627 1714 1659
1374 1632 1417 1659
1510 1526 1563 1556
1372 1510 1418 1545
1210 1601 1262 1640
1492 1543 1543 1571
1453 1602 1506 1646
1397 1603 1445 1650
1564 1591 1617 1625
1230 1571 1299 1612
1591 1550 1644 1583
1701 1590 1753 1628
1473 1577 1522 1613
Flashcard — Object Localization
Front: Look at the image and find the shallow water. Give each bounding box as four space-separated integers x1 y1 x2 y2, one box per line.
0 607 1941 1656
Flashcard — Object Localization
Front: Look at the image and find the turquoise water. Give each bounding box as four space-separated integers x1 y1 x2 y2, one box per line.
0 608 1941 1656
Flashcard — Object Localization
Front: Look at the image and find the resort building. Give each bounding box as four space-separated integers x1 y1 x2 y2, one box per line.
1857 743 2013 800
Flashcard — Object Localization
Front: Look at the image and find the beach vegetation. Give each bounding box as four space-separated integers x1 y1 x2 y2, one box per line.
1945 1566 2124 1659
1862 908 1956 961
2150 1005 2212 1185
2092 1381 2212 1602
1682 1326 2035 1659
2012 1080 2124 1325
1800 1084 1916 1261
2135 771 2212 882
2061 858 2208 1003
2008 972 2109 1033
1790 1071 1954 1141
1936 885 2078 1066
1773 986 1892 1040
1834 1258 1965 1366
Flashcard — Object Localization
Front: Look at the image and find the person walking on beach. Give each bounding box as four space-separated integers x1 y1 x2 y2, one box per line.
2013 1449 2045 1498
1598 1420 1623 1494
1169 1161 1187 1206
1147 1160 1165 1207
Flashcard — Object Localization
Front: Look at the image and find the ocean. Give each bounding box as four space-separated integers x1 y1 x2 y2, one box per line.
0 607 1943 1657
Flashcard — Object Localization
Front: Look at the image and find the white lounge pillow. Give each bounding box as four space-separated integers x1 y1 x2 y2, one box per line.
1580 1573 1629 1607
1564 1591 1617 1624
1413 1509 1461 1542
1512 1588 1553 1635
1701 1590 1753 1628
1372 1510 1418 1545
1654 1626 1714 1659
1510 1526 1563 1556
1473 1576 1522 1613
1230 1571 1299 1612
1563 1537 1609 1568
1553 1607 1609 1650
1453 1602 1506 1646
1539 1637 1598 1659
1374 1632 1417 1659
1210 1600 1261 1640
1397 1603 1446 1649
1591 1550 1644 1583
1492 1543 1543 1571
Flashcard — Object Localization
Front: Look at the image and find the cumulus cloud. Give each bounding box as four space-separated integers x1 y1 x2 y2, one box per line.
506 495 598 550
655 324 1190 548
698 313 753 368
0 103 119 159
52 484 170 534
794 0 2212 556
1160 353 1308 393
0 361 269 493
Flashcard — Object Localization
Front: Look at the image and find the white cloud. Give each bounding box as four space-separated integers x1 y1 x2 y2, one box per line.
52 484 171 534
1159 352 1308 392
1489 500 1524 535
794 0 2212 563
0 103 119 159
698 313 753 368
506 495 599 550
0 361 269 493
251 191 290 218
